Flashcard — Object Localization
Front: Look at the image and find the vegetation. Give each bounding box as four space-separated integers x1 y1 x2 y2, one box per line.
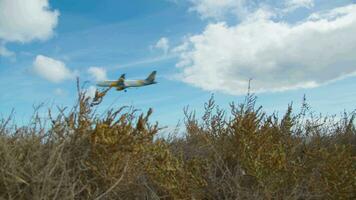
0 82 355 199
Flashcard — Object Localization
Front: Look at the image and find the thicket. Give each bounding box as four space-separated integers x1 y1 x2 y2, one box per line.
0 83 355 199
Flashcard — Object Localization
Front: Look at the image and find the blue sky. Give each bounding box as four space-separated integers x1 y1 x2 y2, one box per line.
0 0 356 127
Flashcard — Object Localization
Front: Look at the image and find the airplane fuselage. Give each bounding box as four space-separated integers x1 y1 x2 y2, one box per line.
97 79 157 90
96 70 157 91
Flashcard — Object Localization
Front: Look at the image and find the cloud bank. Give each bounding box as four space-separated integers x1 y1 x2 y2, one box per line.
176 3 356 95
33 55 77 83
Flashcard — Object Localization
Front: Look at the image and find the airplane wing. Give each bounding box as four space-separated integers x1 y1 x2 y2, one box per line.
117 73 126 84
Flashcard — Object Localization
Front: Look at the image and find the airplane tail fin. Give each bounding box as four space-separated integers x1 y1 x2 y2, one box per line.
146 71 157 82
117 73 125 84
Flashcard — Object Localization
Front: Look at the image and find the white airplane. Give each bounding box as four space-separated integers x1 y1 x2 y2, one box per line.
96 71 157 91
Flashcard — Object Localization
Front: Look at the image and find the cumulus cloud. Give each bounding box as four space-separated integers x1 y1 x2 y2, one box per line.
85 86 97 99
155 37 170 54
176 4 356 95
84 67 105 99
33 55 77 83
0 0 59 56
0 0 59 42
285 0 314 11
188 0 248 19
88 67 108 81
188 0 315 20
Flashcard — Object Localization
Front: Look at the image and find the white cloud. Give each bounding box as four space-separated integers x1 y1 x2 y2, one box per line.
155 37 170 54
0 0 59 43
85 86 97 99
88 67 107 81
176 4 356 95
0 44 14 57
285 0 314 11
0 0 59 57
187 0 316 20
188 0 248 19
33 55 77 83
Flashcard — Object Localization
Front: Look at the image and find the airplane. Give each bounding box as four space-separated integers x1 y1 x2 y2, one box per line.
96 71 157 91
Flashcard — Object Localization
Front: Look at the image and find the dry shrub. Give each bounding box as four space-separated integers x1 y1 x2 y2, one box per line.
0 82 205 200
181 94 356 199
0 82 355 199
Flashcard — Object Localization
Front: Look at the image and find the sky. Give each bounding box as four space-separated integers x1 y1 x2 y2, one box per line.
0 0 356 128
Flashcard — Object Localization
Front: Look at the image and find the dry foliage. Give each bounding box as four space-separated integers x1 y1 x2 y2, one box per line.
0 82 355 199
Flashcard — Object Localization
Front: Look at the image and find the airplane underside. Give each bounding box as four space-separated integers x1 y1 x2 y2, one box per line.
115 83 152 91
